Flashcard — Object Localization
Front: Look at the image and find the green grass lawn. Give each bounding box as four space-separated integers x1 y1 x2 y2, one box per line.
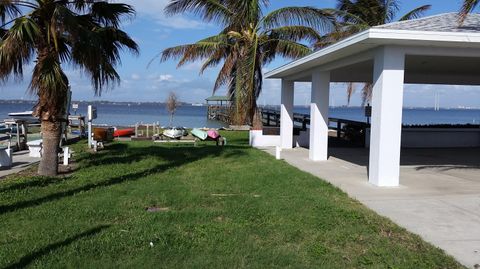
0 132 463 268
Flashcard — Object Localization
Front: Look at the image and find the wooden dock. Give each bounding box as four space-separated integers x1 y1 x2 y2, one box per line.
207 106 230 123
206 96 232 124
260 108 369 146
206 106 369 145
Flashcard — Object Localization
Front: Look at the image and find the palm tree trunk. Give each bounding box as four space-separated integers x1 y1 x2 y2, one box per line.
252 107 263 130
38 120 61 176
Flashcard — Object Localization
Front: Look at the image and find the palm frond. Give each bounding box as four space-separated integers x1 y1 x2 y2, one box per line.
199 48 228 74
213 53 236 92
71 27 138 95
383 0 400 23
346 83 355 105
361 83 373 106
331 8 368 25
226 0 268 26
0 16 39 81
459 0 480 24
266 26 321 44
265 39 311 59
161 41 226 67
90 2 135 28
262 7 335 33
0 0 22 25
165 0 233 25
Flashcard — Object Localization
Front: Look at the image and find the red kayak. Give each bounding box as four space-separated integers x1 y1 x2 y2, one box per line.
114 128 135 137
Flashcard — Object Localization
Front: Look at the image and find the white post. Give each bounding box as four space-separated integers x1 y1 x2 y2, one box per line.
63 147 69 166
369 46 405 187
88 121 92 149
309 70 330 161
280 80 294 149
275 146 282 160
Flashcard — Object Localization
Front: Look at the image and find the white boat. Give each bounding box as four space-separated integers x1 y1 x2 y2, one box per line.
8 111 34 117
163 127 187 139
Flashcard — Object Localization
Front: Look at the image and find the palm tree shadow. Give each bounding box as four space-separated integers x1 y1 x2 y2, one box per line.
77 142 249 168
0 177 66 194
0 143 247 215
4 225 110 269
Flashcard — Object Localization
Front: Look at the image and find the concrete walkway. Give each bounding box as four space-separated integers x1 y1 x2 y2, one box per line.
0 151 40 179
263 147 480 268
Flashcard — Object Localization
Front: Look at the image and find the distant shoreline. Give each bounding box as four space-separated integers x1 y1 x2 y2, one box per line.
0 99 479 110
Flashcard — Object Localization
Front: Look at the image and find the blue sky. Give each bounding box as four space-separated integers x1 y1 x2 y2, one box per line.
1 0 479 108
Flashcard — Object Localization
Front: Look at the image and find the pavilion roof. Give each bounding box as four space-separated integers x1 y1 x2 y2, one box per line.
374 13 480 33
206 96 231 102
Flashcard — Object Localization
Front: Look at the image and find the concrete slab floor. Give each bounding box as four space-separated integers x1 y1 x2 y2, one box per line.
0 151 40 179
262 146 480 268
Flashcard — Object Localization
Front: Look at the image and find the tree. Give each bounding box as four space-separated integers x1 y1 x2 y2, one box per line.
166 92 179 126
318 0 431 105
160 0 334 125
0 0 139 176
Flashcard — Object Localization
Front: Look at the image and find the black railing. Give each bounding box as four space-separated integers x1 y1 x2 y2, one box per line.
260 108 369 146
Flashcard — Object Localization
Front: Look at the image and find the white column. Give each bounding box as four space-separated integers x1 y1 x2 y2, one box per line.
280 80 294 149
369 46 405 187
309 70 330 161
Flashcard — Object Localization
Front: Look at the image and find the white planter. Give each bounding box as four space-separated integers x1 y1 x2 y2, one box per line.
249 130 309 148
0 148 12 167
249 130 281 147
27 139 43 158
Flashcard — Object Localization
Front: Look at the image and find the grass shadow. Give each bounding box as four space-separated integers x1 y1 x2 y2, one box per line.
0 143 248 215
4 225 110 269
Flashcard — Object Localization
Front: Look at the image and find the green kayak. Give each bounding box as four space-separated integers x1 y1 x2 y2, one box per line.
191 128 208 140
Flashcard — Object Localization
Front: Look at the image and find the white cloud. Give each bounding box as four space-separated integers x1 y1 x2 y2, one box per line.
131 73 141 80
158 74 174 82
120 0 208 30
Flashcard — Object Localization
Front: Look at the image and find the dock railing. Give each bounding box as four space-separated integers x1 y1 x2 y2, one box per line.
260 108 369 145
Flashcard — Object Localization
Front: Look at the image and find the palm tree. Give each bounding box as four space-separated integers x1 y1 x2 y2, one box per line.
0 0 139 176
160 0 334 125
460 0 479 23
318 0 431 104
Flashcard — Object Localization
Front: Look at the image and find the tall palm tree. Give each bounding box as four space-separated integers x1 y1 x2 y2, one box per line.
318 0 431 104
160 0 334 125
0 0 139 176
460 0 479 23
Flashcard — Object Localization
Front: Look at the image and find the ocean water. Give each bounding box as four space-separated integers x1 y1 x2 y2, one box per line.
0 103 227 128
1 102 480 127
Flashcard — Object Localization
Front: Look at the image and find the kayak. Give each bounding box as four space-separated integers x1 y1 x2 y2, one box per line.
191 128 208 140
207 129 220 140
163 127 187 139
114 128 135 137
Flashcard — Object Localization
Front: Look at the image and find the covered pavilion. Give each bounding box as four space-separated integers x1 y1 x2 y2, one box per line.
266 13 480 187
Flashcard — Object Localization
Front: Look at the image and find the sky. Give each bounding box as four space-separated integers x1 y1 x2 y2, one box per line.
1 0 479 108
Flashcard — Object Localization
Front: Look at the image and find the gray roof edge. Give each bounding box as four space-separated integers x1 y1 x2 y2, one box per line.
372 12 459 30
